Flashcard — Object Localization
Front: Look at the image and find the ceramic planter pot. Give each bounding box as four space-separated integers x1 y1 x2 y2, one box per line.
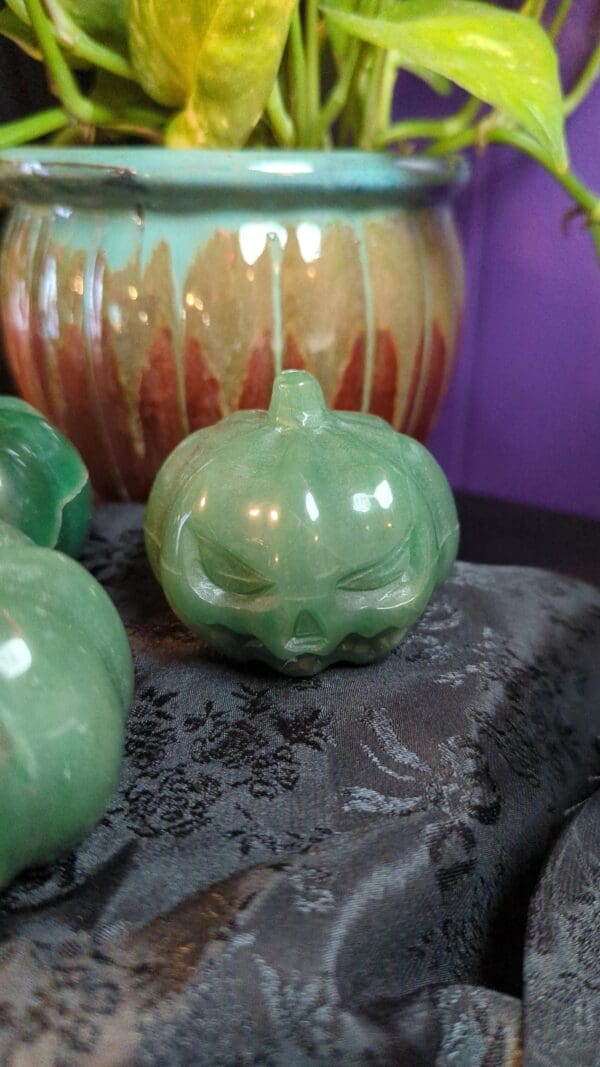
0 149 467 500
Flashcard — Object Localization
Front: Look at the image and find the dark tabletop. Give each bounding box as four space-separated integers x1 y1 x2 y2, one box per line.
2 503 599 1066
456 490 600 587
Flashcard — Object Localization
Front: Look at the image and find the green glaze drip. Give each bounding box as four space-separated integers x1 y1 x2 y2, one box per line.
145 369 459 676
0 396 91 555
356 219 376 413
171 228 191 440
81 225 128 499
411 215 433 434
145 213 191 437
269 231 285 378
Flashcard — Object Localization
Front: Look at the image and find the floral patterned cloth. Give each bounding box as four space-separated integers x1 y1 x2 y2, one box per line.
0 504 599 1066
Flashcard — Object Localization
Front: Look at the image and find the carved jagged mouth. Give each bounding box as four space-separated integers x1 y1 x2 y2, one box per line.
207 625 330 661
205 624 405 676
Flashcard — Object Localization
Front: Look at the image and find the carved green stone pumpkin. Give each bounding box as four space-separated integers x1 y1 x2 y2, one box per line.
0 396 91 556
145 371 459 676
0 520 133 889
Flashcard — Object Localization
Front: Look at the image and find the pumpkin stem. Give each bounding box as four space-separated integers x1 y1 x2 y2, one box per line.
268 371 328 428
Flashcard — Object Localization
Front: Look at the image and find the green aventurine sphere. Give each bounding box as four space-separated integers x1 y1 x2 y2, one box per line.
0 396 91 556
0 521 133 889
146 370 459 676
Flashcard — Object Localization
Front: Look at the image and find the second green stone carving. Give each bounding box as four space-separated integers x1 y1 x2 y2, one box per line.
0 520 133 890
146 371 459 676
0 396 91 556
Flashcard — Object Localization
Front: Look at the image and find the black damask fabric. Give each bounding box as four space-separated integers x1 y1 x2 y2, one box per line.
0 504 599 1066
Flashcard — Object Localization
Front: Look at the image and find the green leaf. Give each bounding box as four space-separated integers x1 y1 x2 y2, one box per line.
64 0 127 50
6 0 38 21
90 70 164 113
129 0 297 147
403 64 453 96
4 0 129 72
320 0 568 168
325 13 353 64
6 0 128 51
0 6 43 59
128 0 209 108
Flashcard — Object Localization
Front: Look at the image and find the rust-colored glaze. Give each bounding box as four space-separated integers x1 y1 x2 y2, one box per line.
97 324 152 501
283 334 306 371
0 204 463 499
56 323 116 499
2 321 46 415
369 330 399 423
401 333 425 434
185 337 224 430
28 220 62 426
29 327 58 426
182 228 275 419
237 333 275 410
333 335 364 412
333 329 398 421
410 322 447 442
0 223 48 412
140 326 188 473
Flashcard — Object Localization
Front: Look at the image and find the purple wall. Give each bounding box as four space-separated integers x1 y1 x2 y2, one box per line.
428 85 600 520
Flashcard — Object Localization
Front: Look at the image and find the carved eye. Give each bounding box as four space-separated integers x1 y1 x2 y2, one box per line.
199 537 274 596
337 540 411 593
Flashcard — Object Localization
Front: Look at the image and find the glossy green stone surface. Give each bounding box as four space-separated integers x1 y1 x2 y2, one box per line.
146 371 459 676
0 396 91 556
0 520 133 889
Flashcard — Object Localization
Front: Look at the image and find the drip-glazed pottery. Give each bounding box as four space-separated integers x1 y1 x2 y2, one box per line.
146 370 459 676
0 395 91 556
0 148 466 499
0 520 133 889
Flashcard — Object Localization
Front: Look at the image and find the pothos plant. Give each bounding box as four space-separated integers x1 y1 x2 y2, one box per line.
0 0 599 254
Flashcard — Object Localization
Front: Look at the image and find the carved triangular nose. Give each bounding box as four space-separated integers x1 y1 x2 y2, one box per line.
293 610 324 640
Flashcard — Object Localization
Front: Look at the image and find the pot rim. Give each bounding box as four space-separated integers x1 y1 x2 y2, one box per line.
0 147 468 211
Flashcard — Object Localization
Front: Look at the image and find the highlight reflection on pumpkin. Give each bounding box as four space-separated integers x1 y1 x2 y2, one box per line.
145 371 459 676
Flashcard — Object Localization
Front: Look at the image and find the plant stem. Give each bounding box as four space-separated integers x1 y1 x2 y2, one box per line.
267 79 296 147
426 120 498 158
116 106 167 128
549 0 573 39
104 121 164 144
44 0 134 80
360 47 386 149
376 51 398 140
289 6 308 142
491 127 599 209
0 106 69 147
304 0 321 146
318 36 360 139
429 122 600 262
21 0 166 140
564 39 600 116
493 127 600 258
519 0 548 18
338 41 370 146
379 96 480 148
23 0 112 125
